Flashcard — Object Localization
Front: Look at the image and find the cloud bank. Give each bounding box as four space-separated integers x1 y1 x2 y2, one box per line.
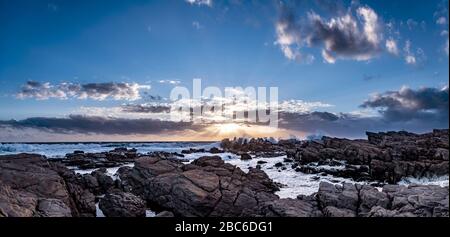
361 85 449 123
0 115 198 135
2 85 448 141
17 81 150 101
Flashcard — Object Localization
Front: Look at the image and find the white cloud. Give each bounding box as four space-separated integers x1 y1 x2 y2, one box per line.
405 55 416 65
385 38 399 56
275 16 302 61
192 21 203 30
278 100 333 113
185 0 212 7
436 16 447 25
159 80 181 85
406 19 418 30
275 5 383 63
17 81 151 101
403 40 425 65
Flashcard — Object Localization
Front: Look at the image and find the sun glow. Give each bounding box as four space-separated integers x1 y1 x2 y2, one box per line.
216 123 242 135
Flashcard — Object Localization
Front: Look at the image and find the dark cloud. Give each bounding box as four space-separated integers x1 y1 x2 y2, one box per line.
0 115 199 135
275 3 382 63
4 86 449 139
276 86 449 138
361 86 449 122
278 110 448 139
121 104 171 113
17 81 150 101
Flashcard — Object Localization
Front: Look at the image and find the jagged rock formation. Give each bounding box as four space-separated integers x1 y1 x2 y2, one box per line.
287 129 449 183
99 192 146 217
118 156 280 217
61 148 140 169
0 153 119 217
0 154 94 217
251 182 448 217
220 137 287 157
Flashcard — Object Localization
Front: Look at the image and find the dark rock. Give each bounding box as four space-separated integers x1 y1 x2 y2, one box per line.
147 151 185 159
112 147 128 152
209 147 223 154
240 153 252 160
314 182 449 217
274 162 283 168
91 169 114 194
0 153 96 217
220 138 286 157
36 199 72 217
251 198 322 217
118 156 279 217
287 130 449 183
283 158 293 163
62 148 139 170
181 148 206 154
0 180 38 217
99 192 146 217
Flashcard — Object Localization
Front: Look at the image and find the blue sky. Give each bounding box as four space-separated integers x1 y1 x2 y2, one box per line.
0 0 448 141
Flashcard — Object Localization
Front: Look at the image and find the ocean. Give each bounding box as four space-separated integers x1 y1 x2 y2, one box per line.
0 142 219 158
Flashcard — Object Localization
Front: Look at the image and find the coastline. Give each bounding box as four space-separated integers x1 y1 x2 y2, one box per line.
1 129 449 217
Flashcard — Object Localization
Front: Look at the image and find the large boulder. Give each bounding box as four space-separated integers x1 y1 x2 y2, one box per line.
99 192 146 217
119 156 279 217
36 199 72 217
0 154 76 217
0 181 38 217
0 154 97 217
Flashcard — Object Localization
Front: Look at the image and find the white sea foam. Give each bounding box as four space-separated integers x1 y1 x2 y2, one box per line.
146 210 156 217
398 176 449 187
95 202 105 217
227 155 370 198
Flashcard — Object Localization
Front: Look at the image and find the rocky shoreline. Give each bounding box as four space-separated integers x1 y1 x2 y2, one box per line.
1 130 448 217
